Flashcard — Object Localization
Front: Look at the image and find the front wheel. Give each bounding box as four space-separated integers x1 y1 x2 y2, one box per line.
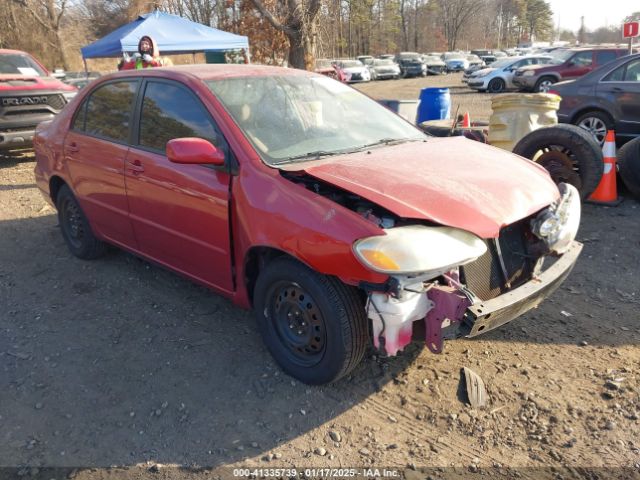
487 78 506 93
253 257 368 385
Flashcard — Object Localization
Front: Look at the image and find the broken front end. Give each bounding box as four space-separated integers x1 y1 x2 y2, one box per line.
354 183 583 356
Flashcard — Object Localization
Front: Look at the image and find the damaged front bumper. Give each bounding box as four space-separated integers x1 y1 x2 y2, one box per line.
366 240 582 356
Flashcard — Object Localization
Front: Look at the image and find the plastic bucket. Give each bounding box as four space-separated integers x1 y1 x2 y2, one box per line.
488 93 560 151
378 99 420 124
416 88 451 123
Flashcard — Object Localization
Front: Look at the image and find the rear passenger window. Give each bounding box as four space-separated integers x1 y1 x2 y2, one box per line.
595 51 617 66
84 81 138 143
138 81 220 152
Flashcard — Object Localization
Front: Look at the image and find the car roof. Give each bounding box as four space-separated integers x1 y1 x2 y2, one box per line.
0 48 34 55
102 64 309 83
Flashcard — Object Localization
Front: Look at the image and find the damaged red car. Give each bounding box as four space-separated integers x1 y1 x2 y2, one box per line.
34 65 583 384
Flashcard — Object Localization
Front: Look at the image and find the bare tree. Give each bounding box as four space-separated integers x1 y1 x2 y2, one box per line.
435 0 477 51
10 0 71 69
250 0 322 69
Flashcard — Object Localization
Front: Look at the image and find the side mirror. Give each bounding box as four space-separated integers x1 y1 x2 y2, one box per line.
166 137 225 166
567 61 575 67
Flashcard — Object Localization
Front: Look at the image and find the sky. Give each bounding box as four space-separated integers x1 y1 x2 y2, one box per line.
547 0 635 32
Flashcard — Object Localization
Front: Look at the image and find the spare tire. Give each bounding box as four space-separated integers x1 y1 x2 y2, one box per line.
617 137 640 200
512 124 603 200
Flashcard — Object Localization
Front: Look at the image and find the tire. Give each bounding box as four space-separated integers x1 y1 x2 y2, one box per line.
617 137 640 200
534 76 556 93
56 184 107 259
419 121 489 139
574 110 614 146
253 257 368 385
487 78 506 93
512 124 603 200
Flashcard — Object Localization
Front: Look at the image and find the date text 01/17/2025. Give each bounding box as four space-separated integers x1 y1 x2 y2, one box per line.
232 468 401 478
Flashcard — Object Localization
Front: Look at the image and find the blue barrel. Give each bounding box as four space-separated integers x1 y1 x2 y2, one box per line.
417 88 451 123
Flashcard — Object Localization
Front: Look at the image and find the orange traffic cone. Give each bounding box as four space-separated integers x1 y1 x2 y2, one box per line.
588 130 622 206
461 112 471 127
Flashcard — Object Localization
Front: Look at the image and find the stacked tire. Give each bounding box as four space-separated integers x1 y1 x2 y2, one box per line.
617 137 640 200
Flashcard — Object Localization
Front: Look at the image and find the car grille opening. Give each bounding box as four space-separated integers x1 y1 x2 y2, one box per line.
460 220 535 301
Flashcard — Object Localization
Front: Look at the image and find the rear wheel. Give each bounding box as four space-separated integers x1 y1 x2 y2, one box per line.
512 124 603 199
56 185 107 259
253 257 368 385
535 76 556 93
575 110 613 146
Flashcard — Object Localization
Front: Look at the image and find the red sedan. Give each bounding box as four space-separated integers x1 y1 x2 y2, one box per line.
34 65 582 384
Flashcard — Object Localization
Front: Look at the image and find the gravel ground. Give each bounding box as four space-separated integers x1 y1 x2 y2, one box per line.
1 74 639 480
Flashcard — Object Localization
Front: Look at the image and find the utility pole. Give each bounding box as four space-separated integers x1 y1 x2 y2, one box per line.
578 16 585 45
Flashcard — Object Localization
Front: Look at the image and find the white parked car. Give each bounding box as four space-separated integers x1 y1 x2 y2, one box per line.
335 60 371 83
466 56 553 93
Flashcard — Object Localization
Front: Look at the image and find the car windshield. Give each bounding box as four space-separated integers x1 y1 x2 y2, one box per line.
373 59 394 66
444 53 464 60
207 74 425 166
549 49 574 64
340 60 363 68
0 53 47 76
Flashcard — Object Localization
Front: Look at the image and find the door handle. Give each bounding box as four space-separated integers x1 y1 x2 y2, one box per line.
127 159 145 174
612 87 623 92
67 142 79 153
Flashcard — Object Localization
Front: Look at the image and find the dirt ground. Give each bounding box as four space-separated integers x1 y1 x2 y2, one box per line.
1 73 640 480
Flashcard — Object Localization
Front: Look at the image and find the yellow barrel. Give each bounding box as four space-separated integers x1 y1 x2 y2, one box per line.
488 93 561 151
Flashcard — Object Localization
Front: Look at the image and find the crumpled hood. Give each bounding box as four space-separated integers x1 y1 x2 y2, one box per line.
472 67 496 77
284 137 559 238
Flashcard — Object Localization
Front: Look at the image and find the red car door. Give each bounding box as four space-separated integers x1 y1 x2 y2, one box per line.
562 51 593 80
124 79 233 293
63 80 139 249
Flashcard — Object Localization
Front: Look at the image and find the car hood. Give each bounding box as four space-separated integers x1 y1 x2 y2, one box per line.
342 66 367 74
0 74 76 91
280 137 559 238
472 67 496 77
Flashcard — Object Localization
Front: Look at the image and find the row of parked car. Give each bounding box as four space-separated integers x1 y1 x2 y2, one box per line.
463 46 633 94
314 50 513 83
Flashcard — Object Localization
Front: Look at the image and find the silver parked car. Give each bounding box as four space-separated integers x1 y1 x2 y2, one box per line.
422 55 447 75
466 56 553 93
369 58 401 80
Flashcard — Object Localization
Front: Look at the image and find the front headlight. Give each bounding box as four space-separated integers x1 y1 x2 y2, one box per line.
522 70 536 77
353 225 487 276
531 183 581 254
62 91 77 102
